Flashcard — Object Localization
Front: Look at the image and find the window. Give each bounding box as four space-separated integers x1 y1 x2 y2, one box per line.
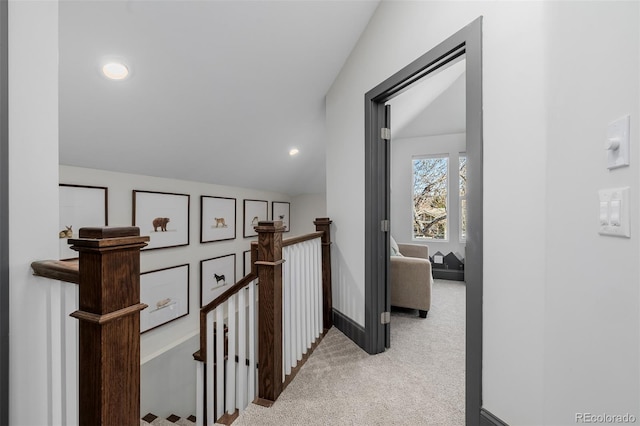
459 154 467 241
412 156 448 240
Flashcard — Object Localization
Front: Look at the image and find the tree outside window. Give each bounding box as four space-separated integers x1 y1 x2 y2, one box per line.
459 154 467 241
412 156 448 239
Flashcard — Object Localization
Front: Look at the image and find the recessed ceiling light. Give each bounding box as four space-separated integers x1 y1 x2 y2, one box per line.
102 62 129 80
289 148 299 156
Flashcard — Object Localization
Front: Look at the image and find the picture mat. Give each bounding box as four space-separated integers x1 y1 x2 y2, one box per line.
140 264 189 333
201 196 236 242
201 254 236 307
272 201 290 232
243 199 268 238
134 191 189 250
59 185 107 260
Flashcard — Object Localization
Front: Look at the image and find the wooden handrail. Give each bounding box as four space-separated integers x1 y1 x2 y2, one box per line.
30 259 79 284
282 231 323 247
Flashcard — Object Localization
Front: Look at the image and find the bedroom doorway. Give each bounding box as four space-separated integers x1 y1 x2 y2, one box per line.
363 17 483 425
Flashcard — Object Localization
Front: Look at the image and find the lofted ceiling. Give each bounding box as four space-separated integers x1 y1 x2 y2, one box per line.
59 0 381 196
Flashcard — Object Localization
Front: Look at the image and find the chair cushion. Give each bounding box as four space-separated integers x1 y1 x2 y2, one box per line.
390 235 403 256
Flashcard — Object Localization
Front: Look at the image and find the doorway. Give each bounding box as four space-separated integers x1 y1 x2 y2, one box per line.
363 17 483 425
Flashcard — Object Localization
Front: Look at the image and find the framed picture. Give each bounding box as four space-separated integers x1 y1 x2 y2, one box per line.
133 190 190 250
272 201 290 232
200 254 236 307
140 264 190 334
243 249 253 276
243 199 268 238
59 184 108 260
201 196 236 243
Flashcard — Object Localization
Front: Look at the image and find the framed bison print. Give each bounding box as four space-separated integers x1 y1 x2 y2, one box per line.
140 264 190 333
243 199 268 238
200 253 236 307
59 184 108 260
133 190 190 250
200 195 236 243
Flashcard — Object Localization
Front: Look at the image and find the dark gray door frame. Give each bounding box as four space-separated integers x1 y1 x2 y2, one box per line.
364 17 483 425
0 0 9 424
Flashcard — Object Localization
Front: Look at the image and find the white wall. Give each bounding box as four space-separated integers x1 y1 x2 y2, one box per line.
60 165 295 361
391 133 466 258
290 193 327 236
326 2 547 424
327 1 640 424
543 2 639 423
8 1 59 425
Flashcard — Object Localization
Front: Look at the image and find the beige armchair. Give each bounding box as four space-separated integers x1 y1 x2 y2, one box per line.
390 243 432 318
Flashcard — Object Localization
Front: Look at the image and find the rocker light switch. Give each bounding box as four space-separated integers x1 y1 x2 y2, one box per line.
598 187 630 237
606 115 630 170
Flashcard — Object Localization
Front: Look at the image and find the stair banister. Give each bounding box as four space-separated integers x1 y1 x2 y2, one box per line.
68 226 149 426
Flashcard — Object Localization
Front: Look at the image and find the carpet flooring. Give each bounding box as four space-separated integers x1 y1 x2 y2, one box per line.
232 279 466 426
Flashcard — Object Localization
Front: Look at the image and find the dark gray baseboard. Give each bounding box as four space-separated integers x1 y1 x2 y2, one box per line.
481 408 509 426
332 309 367 351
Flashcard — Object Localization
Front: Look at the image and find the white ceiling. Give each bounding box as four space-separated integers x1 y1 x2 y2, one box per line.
59 0 381 196
389 59 466 140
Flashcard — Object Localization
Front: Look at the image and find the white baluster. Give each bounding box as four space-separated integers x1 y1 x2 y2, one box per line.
210 307 220 425
48 284 63 426
63 284 79 425
215 309 224 421
248 281 256 402
310 240 317 343
294 246 303 363
305 241 312 350
196 362 204 426
316 238 322 337
237 288 246 411
226 294 236 415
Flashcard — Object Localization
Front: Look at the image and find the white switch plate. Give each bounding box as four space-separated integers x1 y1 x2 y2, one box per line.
606 115 630 169
598 187 630 238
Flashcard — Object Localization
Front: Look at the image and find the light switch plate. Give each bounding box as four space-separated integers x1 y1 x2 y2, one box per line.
606 115 630 169
598 187 630 238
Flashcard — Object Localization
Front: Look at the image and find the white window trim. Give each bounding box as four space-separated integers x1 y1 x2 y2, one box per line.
411 154 450 242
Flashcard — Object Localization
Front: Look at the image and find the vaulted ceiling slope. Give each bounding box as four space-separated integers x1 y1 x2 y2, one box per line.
59 0 380 196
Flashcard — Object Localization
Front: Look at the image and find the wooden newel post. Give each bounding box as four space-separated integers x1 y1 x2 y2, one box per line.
314 218 333 330
255 220 285 405
68 227 149 426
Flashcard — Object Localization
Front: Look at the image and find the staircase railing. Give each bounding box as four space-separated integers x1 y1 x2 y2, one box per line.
193 218 332 425
31 227 149 426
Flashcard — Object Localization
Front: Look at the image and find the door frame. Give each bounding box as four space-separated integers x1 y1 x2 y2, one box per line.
0 0 9 423
363 17 483 425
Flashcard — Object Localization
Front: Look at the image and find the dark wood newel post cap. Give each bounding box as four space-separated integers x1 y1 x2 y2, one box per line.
78 226 141 239
68 227 150 251
255 220 286 233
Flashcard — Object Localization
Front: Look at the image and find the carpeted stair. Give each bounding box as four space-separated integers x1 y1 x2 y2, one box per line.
141 413 196 426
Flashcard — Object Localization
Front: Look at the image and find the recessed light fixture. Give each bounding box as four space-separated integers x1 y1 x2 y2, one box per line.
289 148 299 156
102 62 129 80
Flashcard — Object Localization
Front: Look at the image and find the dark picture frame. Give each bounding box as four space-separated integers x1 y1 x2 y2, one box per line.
140 264 190 334
59 184 108 260
272 201 290 232
200 195 236 243
200 253 236 307
133 190 190 250
243 199 268 238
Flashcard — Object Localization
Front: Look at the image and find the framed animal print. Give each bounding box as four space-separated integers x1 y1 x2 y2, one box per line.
243 199 268 238
201 196 236 243
200 253 236 307
243 249 253 276
133 190 190 250
272 201 290 232
140 264 190 334
59 184 108 260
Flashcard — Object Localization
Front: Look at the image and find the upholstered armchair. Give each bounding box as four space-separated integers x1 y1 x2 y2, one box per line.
390 241 432 318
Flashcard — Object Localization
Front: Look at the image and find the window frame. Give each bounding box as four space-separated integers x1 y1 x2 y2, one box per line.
411 153 450 242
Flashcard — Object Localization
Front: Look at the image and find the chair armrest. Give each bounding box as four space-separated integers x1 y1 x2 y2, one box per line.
397 243 429 259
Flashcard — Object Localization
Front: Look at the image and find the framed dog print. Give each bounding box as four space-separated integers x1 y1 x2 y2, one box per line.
243 199 268 238
272 201 290 232
140 264 190 334
200 253 236 307
133 190 190 250
59 184 108 260
201 196 236 243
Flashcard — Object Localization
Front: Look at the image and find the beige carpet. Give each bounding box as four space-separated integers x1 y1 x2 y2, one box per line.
232 279 466 426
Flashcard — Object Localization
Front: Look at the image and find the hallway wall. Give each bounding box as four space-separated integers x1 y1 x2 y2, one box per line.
325 1 638 424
